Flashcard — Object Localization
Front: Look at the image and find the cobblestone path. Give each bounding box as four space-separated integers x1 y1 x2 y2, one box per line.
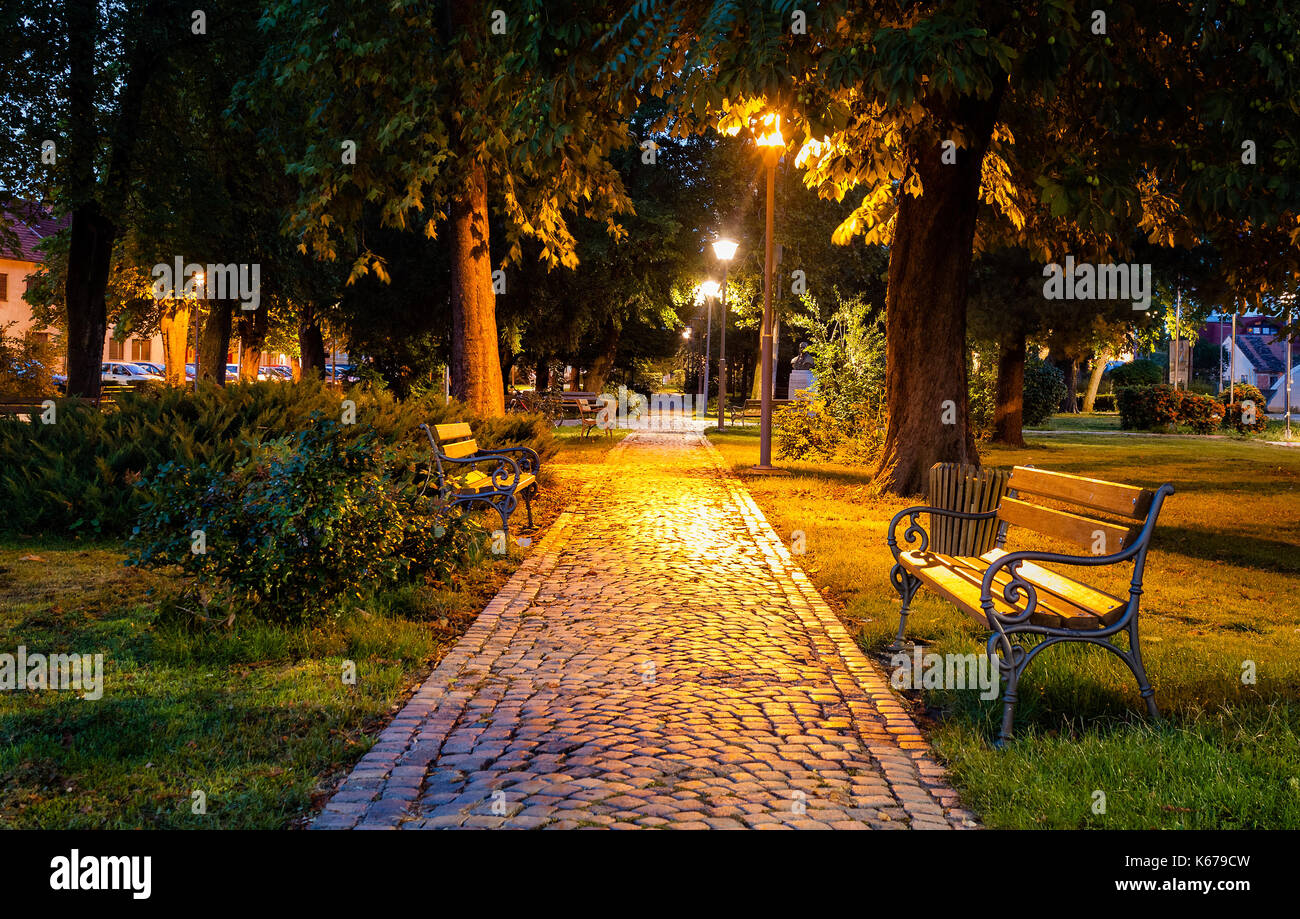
314 431 975 830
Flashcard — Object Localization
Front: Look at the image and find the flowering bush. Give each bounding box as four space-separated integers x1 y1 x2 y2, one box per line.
1118 384 1224 433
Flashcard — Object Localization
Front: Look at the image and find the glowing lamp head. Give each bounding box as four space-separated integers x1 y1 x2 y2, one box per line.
712 238 739 262
754 113 783 148
698 280 721 300
682 328 692 340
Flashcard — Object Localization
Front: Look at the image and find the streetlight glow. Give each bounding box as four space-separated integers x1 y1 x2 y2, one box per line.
712 238 739 262
754 112 783 148
698 279 721 300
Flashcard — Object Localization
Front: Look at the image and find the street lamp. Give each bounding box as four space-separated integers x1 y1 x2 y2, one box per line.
753 113 783 470
712 237 738 429
697 280 720 416
190 270 205 392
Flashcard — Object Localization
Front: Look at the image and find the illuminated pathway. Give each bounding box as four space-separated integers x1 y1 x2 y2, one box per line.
314 431 975 830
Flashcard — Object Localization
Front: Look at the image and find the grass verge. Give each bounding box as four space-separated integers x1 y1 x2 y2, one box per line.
708 426 1300 828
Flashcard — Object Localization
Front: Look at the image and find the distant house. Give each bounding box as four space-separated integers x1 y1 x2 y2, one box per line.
1268 364 1299 414
1202 313 1292 397
1 200 162 368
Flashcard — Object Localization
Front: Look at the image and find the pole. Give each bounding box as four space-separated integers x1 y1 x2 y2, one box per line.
1230 308 1237 402
757 152 777 469
191 297 201 392
1287 300 1294 440
717 264 728 429
701 297 712 418
1173 286 1182 389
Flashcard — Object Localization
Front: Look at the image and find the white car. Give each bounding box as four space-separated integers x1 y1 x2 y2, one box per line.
101 362 164 385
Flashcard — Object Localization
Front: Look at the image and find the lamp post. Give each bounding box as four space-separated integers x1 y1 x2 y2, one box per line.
754 114 783 470
697 280 720 418
190 270 205 393
712 238 738 429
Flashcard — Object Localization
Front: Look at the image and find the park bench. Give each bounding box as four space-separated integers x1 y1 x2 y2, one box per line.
418 422 540 539
886 464 1175 745
0 384 133 420
560 391 612 438
729 398 795 426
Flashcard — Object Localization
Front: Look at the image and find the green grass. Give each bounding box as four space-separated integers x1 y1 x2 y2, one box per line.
0 436 599 829
1036 412 1122 431
708 427 1300 828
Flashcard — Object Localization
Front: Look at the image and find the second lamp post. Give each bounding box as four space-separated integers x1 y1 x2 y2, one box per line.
712 237 738 429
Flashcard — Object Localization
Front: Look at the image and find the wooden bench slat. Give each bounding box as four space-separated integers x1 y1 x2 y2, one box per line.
900 551 1125 630
997 496 1136 553
1009 466 1154 520
441 438 480 459
434 422 473 440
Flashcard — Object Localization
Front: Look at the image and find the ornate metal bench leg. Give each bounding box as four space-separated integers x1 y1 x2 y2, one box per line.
1125 620 1160 720
523 489 534 529
887 564 921 651
989 633 1024 747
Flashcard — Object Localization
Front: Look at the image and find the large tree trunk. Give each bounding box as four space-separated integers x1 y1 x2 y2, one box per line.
584 321 621 394
159 302 190 386
448 161 504 415
237 307 268 381
298 306 326 379
874 92 1002 495
534 354 550 392
1082 349 1109 412
64 204 115 398
198 298 233 384
992 328 1026 446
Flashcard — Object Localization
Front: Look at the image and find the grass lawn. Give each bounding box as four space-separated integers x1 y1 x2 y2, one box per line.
709 425 1300 828
1036 412 1122 431
0 437 594 829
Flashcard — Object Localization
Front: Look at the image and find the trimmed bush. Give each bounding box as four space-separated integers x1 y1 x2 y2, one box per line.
1117 384 1224 433
0 380 556 536
1023 355 1067 427
1179 391 1226 434
1109 359 1164 388
128 420 485 621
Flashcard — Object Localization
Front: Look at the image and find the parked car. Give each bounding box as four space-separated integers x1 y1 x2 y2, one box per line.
101 362 164 385
258 364 293 381
132 361 166 377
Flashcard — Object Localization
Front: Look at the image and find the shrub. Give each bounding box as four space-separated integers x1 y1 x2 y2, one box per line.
0 380 555 536
1218 382 1266 406
1117 384 1225 433
1109 359 1164 388
0 325 59 401
1091 393 1116 412
128 421 485 621
772 399 886 465
1023 355 1067 427
1117 384 1181 430
1178 392 1226 434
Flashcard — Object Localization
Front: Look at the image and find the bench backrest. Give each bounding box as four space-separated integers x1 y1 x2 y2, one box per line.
998 466 1156 556
430 422 480 469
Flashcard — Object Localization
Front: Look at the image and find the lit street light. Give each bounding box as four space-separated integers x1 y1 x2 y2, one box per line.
696 280 719 413
712 237 738 429
754 113 783 470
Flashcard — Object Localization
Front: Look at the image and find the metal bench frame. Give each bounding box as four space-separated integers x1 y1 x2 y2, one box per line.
417 423 541 539
886 475 1175 745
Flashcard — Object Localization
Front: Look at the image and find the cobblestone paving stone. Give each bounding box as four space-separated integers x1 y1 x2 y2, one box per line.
313 429 977 830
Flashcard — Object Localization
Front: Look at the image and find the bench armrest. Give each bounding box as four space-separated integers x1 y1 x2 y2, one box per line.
886 505 998 562
476 445 541 475
976 545 1142 630
438 453 525 494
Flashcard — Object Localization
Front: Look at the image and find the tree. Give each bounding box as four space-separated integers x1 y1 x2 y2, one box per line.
602 1 1300 492
249 0 639 415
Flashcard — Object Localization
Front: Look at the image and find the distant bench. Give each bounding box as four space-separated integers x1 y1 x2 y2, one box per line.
0 384 133 420
729 398 795 426
559 391 612 438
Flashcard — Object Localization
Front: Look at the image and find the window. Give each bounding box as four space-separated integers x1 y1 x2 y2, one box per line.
130 339 152 361
0 273 7 301
108 339 124 360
